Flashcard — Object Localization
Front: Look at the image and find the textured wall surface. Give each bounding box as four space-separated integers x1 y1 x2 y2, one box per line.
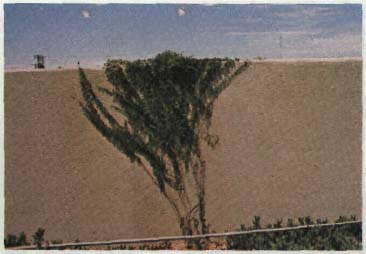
5 61 361 242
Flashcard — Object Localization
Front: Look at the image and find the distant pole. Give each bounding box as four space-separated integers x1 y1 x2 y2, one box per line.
77 61 80 67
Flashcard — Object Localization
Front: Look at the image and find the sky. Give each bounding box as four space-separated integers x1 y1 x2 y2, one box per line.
4 4 362 69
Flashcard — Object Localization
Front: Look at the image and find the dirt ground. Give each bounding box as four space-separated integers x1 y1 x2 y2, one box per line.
4 61 361 243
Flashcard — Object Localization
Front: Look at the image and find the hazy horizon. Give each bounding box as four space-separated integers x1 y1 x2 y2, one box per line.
5 4 362 70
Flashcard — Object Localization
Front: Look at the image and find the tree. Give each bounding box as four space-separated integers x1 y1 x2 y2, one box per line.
79 51 249 236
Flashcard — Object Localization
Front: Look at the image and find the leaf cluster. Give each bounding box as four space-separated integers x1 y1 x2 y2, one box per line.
79 51 243 192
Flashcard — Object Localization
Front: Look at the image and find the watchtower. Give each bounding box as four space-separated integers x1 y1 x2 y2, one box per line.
33 55 45 69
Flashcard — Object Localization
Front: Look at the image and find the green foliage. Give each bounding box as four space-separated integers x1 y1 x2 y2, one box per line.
71 238 84 250
252 216 261 229
4 215 360 250
4 231 29 248
51 239 63 244
110 241 173 250
336 215 357 223
17 232 28 246
4 234 18 248
79 51 249 235
287 218 294 227
32 228 45 249
79 51 244 193
226 216 361 250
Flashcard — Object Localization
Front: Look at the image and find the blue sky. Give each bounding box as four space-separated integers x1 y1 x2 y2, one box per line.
4 4 362 69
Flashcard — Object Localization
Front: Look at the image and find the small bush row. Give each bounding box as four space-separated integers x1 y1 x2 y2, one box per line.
4 228 65 249
5 215 361 250
226 215 361 250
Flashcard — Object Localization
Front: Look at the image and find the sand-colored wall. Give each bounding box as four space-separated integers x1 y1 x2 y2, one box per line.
5 61 361 242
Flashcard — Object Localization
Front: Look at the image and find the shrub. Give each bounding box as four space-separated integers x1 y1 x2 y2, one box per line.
226 216 361 250
4 234 18 248
32 228 45 249
51 239 63 244
17 232 28 246
4 232 29 248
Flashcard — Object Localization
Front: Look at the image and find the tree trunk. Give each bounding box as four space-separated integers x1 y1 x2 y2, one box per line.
178 157 208 236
